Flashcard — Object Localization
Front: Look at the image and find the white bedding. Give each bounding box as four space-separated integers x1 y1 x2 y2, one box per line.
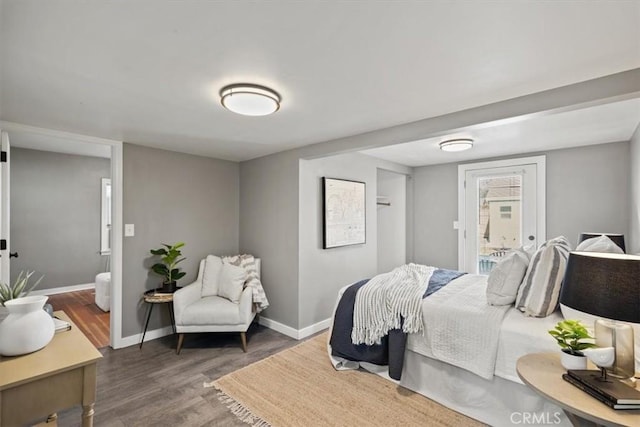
408 273 562 382
417 273 510 379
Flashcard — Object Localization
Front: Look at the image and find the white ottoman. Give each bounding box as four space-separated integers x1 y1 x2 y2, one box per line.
95 272 111 312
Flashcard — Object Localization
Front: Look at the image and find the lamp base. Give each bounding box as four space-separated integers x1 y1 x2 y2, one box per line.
595 319 635 379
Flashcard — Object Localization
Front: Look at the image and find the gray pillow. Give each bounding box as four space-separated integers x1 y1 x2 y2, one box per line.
486 247 531 306
515 236 571 317
576 235 624 254
218 262 247 303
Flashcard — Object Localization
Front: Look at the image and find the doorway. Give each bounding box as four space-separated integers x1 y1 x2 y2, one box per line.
458 156 546 273
376 169 407 273
0 123 124 348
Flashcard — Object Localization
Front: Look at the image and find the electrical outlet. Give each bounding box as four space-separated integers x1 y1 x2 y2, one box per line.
124 224 135 237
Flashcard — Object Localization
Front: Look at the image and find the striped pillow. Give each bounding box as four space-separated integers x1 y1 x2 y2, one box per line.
515 236 571 317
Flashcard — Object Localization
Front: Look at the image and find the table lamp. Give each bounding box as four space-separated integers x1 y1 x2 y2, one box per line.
578 233 626 253
559 251 640 378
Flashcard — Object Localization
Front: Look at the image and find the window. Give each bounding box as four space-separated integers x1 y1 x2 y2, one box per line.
100 178 111 255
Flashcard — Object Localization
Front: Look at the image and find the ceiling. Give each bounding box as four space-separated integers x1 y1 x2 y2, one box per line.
363 97 640 166
1 1 639 164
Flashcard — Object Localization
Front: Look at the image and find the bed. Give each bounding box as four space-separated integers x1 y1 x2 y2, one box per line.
328 267 572 427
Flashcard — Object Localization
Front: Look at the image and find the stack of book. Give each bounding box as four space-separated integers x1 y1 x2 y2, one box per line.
563 369 640 410
53 316 71 333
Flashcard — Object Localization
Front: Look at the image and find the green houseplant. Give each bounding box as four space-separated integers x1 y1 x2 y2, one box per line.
149 242 186 292
549 319 597 369
0 270 44 307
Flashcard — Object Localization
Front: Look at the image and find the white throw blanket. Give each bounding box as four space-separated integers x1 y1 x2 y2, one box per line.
352 263 435 346
222 254 269 312
421 274 510 380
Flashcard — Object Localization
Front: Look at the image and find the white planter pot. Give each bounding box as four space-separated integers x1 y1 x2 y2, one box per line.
560 351 587 370
0 295 55 356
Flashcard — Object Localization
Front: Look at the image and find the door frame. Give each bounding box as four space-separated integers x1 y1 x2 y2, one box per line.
0 121 125 349
457 155 546 271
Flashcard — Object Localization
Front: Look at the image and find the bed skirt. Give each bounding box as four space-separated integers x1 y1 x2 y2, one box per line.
392 350 571 427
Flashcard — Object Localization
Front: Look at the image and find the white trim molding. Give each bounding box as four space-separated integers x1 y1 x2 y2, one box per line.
118 325 175 349
258 316 331 340
31 283 95 296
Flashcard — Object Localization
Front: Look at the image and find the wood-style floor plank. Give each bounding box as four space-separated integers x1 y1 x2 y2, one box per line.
47 289 110 348
51 324 298 426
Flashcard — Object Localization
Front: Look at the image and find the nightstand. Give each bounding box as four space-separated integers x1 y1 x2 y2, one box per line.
517 352 640 427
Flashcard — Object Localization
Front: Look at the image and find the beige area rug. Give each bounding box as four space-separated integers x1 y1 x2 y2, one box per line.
206 332 485 427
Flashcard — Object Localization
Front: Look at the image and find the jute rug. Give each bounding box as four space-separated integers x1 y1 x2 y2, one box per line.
206 332 485 427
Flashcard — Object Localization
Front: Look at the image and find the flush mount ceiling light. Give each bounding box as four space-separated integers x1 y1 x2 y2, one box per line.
439 138 473 152
220 84 281 116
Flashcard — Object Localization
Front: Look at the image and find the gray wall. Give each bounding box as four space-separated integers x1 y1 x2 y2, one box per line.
377 169 406 273
122 143 239 337
238 150 300 328
412 162 459 269
412 142 630 269
10 147 110 289
630 124 640 254
298 153 410 329
546 142 629 246
239 150 410 331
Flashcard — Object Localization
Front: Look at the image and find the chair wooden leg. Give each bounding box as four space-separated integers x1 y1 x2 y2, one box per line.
240 332 247 352
176 333 185 355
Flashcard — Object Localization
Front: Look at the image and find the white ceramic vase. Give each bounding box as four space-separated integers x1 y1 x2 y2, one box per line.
0 295 55 356
560 350 588 370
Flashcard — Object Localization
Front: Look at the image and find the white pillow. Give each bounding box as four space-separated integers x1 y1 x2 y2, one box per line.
201 255 223 297
515 236 571 317
218 262 247 303
486 247 531 306
576 235 624 254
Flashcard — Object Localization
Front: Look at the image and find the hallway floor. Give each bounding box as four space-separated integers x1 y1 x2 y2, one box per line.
47 289 110 348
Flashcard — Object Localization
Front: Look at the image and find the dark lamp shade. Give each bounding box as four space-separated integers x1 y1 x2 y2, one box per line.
560 251 640 323
579 232 625 253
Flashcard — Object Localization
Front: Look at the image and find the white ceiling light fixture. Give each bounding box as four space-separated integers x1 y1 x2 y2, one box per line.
439 138 473 152
220 84 281 116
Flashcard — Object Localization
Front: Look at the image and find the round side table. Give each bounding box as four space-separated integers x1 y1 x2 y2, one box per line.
139 288 181 349
517 352 640 427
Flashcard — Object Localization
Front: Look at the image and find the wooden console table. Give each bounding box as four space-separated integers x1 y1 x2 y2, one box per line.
0 311 102 426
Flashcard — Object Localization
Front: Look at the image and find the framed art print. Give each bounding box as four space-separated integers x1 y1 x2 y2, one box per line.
322 177 366 249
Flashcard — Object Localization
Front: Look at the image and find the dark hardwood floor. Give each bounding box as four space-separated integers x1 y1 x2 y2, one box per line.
54 323 299 426
47 289 110 348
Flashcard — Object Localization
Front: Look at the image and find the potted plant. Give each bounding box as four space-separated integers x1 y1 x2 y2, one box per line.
0 270 43 307
149 242 186 292
548 319 597 369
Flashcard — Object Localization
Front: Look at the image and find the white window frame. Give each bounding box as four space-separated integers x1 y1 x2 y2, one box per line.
457 156 546 271
100 177 111 255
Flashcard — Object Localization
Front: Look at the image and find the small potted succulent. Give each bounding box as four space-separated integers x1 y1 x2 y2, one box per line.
548 319 597 369
0 270 43 307
149 242 186 292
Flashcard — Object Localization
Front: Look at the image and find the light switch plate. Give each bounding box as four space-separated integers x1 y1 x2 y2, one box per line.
124 224 135 237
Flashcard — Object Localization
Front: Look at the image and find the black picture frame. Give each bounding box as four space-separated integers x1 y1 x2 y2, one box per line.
322 177 366 249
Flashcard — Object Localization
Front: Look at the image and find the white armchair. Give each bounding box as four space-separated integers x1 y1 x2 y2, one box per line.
173 257 259 354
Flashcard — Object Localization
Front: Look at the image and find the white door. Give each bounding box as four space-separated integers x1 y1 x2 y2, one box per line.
459 156 545 274
0 131 10 285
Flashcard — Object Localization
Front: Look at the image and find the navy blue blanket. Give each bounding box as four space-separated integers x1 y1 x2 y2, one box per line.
329 268 465 380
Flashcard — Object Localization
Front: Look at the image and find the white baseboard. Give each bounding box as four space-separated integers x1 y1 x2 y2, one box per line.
31 283 95 296
115 318 331 349
258 316 331 340
118 325 175 349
